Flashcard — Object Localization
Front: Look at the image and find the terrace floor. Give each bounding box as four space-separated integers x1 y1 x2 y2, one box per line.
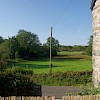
42 86 81 99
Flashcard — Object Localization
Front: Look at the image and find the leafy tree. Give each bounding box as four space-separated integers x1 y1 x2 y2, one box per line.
0 37 20 59
87 35 93 46
16 30 40 48
86 45 92 56
8 37 20 59
44 37 59 56
0 39 10 60
86 35 93 56
0 30 59 60
46 37 59 47
0 36 4 44
16 29 41 59
45 37 59 50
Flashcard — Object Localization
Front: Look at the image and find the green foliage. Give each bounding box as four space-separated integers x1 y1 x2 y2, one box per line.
59 45 87 52
0 29 58 60
0 60 6 71
86 35 93 56
87 35 93 46
45 37 59 47
0 36 4 44
44 37 59 56
16 29 41 59
75 84 100 96
10 66 33 75
32 71 92 86
8 37 20 59
0 37 20 59
86 45 92 56
15 51 20 63
17 29 41 49
0 40 10 60
0 67 36 96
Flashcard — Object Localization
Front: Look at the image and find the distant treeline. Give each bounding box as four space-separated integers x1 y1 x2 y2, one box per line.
59 45 88 52
0 29 92 61
59 35 92 56
0 29 59 60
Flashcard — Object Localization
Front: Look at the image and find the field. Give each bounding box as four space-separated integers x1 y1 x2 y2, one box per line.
7 51 92 74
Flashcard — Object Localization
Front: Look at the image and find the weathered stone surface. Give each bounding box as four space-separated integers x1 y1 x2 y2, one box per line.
92 0 100 87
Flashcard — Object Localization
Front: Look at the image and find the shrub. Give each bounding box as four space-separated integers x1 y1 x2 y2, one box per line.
0 68 38 96
10 66 33 75
0 60 6 71
77 83 100 95
32 71 92 86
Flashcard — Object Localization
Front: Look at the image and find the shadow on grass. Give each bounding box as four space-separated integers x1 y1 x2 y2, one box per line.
9 63 60 69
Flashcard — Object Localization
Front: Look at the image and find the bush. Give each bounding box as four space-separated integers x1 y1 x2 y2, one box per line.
10 66 33 75
70 83 100 96
0 60 6 71
32 71 92 86
0 68 40 96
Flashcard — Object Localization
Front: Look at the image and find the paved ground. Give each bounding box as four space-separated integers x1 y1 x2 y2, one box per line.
42 86 81 99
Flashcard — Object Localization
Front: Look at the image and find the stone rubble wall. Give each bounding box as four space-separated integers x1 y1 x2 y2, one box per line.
92 0 100 87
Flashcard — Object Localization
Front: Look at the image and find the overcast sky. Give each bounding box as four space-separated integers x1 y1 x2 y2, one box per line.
0 0 92 45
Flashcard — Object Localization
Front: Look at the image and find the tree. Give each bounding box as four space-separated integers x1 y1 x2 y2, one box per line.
87 35 93 46
46 37 59 46
17 30 40 48
8 36 20 59
16 29 41 59
86 35 93 56
45 37 59 51
44 37 59 56
0 36 20 60
0 36 4 44
0 30 59 60
0 39 10 60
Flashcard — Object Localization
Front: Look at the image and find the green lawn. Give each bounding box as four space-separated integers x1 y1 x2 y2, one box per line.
58 51 83 56
8 51 92 74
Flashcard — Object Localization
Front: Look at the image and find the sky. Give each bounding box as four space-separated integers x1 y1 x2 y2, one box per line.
0 0 92 46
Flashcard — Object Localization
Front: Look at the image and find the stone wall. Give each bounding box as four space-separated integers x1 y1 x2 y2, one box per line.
92 0 100 87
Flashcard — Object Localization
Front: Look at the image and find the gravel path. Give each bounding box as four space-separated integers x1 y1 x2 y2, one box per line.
42 86 81 99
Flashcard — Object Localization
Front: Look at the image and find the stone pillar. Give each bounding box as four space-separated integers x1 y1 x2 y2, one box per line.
92 0 100 87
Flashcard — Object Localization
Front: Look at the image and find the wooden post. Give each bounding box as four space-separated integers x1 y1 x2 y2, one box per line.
50 26 52 75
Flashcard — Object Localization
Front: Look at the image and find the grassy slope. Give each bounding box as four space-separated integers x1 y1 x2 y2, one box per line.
7 51 92 74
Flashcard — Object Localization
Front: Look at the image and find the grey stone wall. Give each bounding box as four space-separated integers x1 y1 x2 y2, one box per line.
92 0 100 87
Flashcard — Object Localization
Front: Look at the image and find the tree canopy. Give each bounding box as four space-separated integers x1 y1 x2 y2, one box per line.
0 29 59 60
45 37 59 47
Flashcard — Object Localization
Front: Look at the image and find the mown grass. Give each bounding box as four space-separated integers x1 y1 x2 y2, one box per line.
58 51 83 56
7 51 92 74
6 51 92 86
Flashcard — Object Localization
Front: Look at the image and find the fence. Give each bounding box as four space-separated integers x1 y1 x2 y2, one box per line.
1 95 100 100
